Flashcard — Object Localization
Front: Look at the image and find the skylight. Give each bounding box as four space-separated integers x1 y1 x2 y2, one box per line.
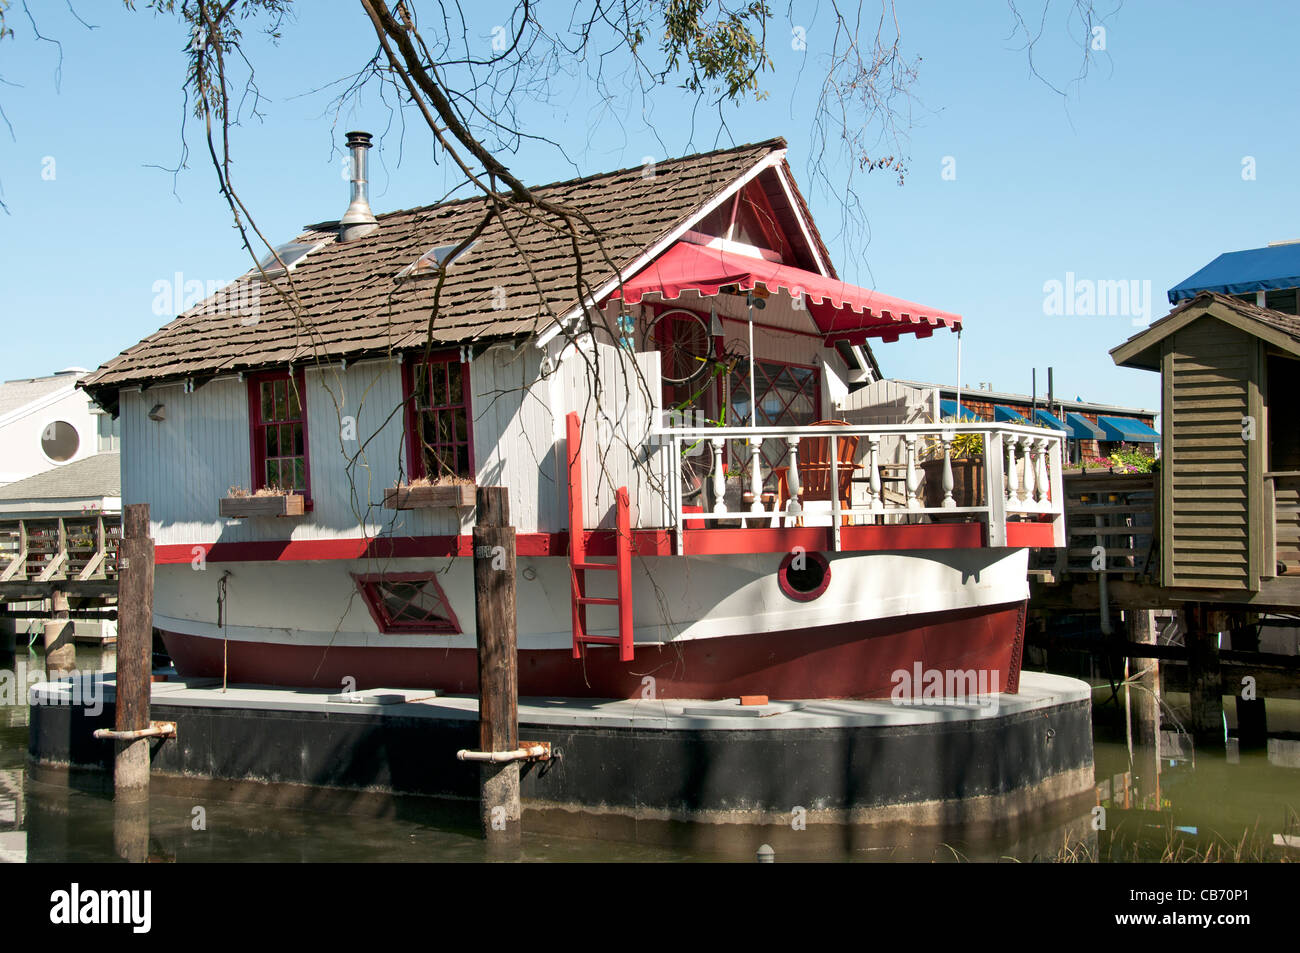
257 240 326 276
397 240 479 279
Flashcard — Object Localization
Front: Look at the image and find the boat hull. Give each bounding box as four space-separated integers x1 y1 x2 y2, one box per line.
154 547 1031 700
161 599 1027 700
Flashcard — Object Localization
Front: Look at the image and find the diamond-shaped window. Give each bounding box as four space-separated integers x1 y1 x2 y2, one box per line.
353 572 461 634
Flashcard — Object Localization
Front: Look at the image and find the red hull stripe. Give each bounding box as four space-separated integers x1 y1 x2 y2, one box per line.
161 601 1029 700
154 522 1006 565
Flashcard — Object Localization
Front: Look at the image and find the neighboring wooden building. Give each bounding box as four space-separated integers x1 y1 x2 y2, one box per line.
1110 291 1300 602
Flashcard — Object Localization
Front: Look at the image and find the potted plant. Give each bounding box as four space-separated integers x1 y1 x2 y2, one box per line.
219 485 307 518
920 427 985 508
383 474 476 510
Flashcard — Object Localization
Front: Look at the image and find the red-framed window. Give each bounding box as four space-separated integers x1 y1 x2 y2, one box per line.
248 369 311 496
353 572 462 634
403 352 473 480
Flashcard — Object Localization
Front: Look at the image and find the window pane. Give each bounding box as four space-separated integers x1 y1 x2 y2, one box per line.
287 383 301 419
431 364 448 407
264 425 279 458
261 383 274 422
266 459 281 488
447 362 462 404
293 457 305 491
274 381 287 421
292 423 304 455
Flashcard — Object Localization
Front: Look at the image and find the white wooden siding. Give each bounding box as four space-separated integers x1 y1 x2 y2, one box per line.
120 325 852 542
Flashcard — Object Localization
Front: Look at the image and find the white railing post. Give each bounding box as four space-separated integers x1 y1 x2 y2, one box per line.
868 435 882 516
1048 433 1066 545
905 436 921 510
940 429 956 508
985 431 1007 547
749 438 764 515
829 433 842 550
711 437 727 516
673 432 685 555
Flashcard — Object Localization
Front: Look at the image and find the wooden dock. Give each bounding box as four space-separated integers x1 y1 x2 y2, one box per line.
0 517 120 651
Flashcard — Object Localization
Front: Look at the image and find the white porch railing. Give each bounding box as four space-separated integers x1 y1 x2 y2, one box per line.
652 422 1067 555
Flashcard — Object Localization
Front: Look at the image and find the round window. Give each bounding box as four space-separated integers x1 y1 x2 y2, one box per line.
40 421 79 462
777 550 831 601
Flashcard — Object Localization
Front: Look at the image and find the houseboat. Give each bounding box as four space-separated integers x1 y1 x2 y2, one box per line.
80 134 1065 700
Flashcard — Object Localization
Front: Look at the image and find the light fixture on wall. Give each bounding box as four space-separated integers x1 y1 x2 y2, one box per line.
148 404 166 422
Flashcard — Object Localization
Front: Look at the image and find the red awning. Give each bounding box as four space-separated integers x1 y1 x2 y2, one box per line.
610 241 961 343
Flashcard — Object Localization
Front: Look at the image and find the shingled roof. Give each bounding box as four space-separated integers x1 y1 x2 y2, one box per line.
1111 290 1300 371
82 138 794 399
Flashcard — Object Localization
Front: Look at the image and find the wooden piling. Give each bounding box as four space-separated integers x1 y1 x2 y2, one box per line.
1129 608 1161 748
1183 603 1225 749
114 504 154 803
473 486 520 847
42 589 76 676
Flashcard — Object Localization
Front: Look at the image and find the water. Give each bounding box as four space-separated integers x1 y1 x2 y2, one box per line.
1 644 1297 862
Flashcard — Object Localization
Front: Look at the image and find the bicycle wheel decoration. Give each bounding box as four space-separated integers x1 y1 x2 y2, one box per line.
644 308 712 384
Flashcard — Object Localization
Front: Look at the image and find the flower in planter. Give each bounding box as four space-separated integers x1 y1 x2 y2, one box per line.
226 484 299 498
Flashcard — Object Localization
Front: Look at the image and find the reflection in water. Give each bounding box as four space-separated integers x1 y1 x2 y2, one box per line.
1 647 1296 862
1090 682 1300 862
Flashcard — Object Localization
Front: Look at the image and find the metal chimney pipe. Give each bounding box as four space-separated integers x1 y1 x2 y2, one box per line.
339 131 379 242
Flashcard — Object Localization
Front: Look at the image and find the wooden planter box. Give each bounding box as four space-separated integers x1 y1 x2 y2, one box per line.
383 484 476 510
219 494 306 519
921 458 986 508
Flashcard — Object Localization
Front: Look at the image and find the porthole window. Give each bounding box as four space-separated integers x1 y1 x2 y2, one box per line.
777 550 831 601
40 421 79 462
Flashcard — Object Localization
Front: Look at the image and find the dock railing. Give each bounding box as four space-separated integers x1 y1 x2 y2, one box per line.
0 515 121 586
652 420 1066 555
1033 472 1156 577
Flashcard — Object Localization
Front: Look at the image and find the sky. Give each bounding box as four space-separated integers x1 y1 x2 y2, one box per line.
2 1 1298 415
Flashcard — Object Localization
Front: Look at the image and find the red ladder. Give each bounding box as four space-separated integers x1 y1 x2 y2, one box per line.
566 412 633 661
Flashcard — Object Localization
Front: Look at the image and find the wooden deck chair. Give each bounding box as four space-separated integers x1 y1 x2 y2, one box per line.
774 421 860 525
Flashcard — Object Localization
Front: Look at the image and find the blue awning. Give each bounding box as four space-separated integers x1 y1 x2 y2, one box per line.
1065 412 1104 440
1033 408 1068 431
1169 244 1300 303
1098 415 1159 441
994 405 1029 424
940 399 985 421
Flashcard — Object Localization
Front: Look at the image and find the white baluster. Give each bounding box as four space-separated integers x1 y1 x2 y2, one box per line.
1005 433 1019 510
905 436 921 510
1020 435 1037 506
749 437 764 514
941 432 956 508
868 436 882 513
711 437 726 515
1034 436 1050 510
